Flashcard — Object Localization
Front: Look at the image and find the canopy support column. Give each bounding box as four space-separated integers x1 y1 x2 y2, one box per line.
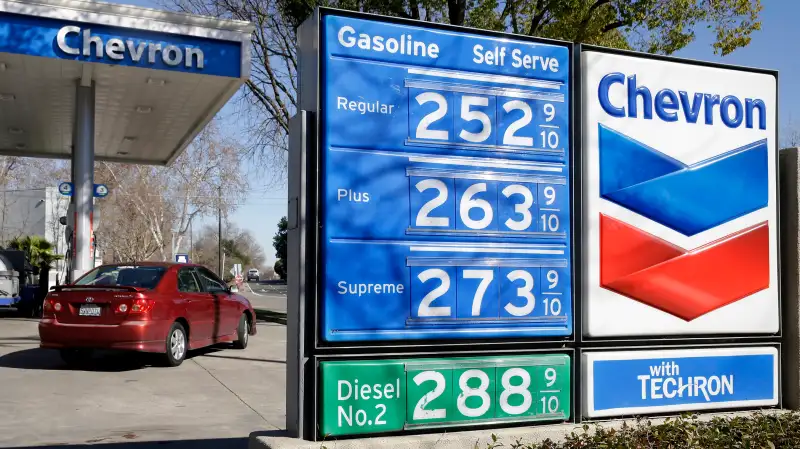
71 81 95 281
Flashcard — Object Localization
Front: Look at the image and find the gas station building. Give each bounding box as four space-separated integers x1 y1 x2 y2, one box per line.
0 0 253 280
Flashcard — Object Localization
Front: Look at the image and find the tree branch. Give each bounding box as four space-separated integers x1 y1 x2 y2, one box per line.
576 0 612 42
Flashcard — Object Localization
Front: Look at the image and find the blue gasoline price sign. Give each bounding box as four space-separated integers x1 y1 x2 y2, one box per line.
319 14 573 342
320 354 571 437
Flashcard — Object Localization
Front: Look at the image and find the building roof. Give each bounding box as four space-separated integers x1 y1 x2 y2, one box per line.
0 0 253 165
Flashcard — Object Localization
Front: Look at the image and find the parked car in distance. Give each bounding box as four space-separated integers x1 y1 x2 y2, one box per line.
39 262 257 367
247 268 259 282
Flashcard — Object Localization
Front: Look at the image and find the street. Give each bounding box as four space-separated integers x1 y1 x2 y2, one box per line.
0 286 288 448
240 282 287 314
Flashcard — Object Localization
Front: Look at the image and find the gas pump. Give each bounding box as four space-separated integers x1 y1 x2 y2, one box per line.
60 202 74 284
60 201 100 284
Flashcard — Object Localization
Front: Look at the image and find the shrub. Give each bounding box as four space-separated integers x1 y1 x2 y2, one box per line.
488 412 800 449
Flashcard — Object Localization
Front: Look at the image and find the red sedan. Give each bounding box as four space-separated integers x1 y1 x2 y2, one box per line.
39 262 257 367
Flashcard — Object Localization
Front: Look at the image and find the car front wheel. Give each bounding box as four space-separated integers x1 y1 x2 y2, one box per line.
233 314 249 349
163 322 187 367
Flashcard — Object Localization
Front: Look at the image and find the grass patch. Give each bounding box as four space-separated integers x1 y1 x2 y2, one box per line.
485 412 799 448
254 308 287 325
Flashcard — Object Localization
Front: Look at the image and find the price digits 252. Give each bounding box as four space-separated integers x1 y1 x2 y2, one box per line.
410 90 562 149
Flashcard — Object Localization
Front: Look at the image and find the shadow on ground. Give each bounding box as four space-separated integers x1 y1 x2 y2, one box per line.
7 437 251 448
0 309 36 321
0 347 156 372
0 344 284 371
6 431 289 448
254 309 287 325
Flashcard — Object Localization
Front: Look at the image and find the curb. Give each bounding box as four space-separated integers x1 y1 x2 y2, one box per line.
249 410 792 449
255 308 287 325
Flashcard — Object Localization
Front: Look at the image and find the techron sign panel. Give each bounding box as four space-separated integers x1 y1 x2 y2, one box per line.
580 49 779 338
582 347 779 418
320 14 573 341
0 12 241 77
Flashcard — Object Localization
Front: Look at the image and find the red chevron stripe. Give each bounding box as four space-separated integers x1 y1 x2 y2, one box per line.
600 214 770 321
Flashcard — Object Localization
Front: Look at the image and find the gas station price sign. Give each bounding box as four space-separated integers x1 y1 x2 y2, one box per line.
320 354 570 437
320 14 573 342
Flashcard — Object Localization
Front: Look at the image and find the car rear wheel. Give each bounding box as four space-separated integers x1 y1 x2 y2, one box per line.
59 348 93 367
233 314 249 349
162 322 187 367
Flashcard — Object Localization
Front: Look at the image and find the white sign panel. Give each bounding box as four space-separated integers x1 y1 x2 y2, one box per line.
582 347 779 418
581 50 779 337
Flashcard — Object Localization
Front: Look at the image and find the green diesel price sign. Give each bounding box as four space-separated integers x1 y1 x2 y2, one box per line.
320 354 570 437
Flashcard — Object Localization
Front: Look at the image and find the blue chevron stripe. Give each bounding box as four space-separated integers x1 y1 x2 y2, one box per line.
599 124 769 236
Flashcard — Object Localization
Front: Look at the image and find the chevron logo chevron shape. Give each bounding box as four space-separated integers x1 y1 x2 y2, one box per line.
599 124 769 236
600 214 770 321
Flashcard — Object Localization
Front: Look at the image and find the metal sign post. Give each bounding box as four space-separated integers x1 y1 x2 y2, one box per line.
286 9 783 445
288 8 574 441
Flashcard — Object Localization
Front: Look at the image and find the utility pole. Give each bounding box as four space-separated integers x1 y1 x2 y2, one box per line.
217 184 222 277
190 219 193 262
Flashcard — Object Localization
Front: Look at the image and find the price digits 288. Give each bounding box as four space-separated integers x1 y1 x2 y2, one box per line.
407 365 565 424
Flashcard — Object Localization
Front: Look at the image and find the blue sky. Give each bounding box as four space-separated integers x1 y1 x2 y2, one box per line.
106 0 794 264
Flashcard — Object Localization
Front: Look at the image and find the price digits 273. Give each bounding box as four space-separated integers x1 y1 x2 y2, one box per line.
412 266 564 319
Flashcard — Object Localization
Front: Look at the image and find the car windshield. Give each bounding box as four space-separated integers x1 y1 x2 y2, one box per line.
75 265 167 289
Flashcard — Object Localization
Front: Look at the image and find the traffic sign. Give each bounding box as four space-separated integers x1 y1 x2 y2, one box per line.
319 14 573 342
175 254 189 263
93 183 109 198
582 347 778 418
320 353 570 437
58 182 73 196
580 48 778 337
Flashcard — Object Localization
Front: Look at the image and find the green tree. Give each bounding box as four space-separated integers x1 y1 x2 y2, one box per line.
274 259 286 280
273 216 288 280
170 0 763 171
7 236 62 271
290 0 762 55
222 238 251 265
8 236 64 315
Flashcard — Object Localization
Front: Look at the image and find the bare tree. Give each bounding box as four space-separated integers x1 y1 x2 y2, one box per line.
190 222 267 275
95 121 247 262
169 0 297 182
782 119 800 148
168 123 248 258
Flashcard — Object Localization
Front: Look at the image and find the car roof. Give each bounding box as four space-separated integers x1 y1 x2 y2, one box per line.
95 262 204 269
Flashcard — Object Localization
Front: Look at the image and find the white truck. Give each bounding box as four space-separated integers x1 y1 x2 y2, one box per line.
247 268 260 282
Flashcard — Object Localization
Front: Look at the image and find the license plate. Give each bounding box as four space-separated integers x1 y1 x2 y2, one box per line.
78 304 101 317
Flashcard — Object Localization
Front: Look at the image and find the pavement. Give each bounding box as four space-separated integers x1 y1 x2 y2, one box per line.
241 282 287 314
0 284 289 448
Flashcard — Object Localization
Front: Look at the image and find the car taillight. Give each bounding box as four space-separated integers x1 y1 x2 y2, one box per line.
43 298 59 317
114 303 129 314
129 299 154 314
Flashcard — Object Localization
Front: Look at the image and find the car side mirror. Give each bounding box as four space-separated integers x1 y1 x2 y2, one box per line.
228 285 239 293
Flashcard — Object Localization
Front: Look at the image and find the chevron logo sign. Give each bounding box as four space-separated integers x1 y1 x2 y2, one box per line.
582 51 778 337
598 125 770 321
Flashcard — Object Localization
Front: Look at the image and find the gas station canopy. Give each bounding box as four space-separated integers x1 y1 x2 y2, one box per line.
0 0 253 165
